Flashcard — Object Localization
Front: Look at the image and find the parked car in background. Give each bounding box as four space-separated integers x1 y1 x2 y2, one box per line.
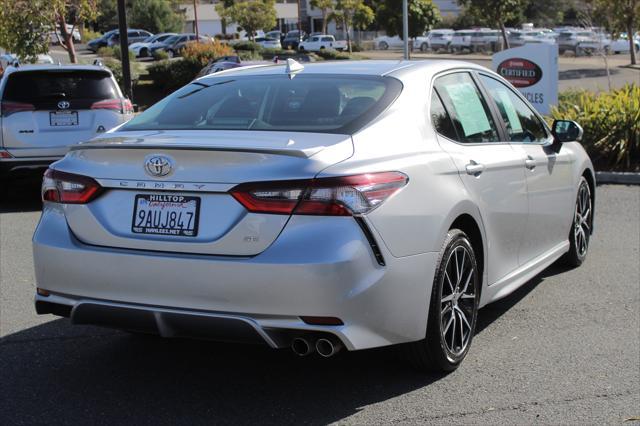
282 30 306 50
49 24 82 44
449 30 474 52
0 54 55 76
107 29 154 47
610 34 640 53
298 35 347 52
129 33 177 58
577 32 612 55
31 60 594 373
556 30 595 53
509 30 552 47
196 56 271 78
265 30 283 42
373 35 404 50
87 29 119 52
470 29 503 52
416 29 455 52
0 64 133 178
255 37 282 50
149 34 208 58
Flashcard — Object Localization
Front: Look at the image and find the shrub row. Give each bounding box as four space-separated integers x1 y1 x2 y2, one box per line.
550 84 639 171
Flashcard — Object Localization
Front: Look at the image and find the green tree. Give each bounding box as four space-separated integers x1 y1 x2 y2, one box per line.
52 0 100 64
129 0 184 34
589 0 640 65
93 0 118 32
457 0 524 49
376 0 441 39
216 0 277 41
0 0 51 62
311 0 334 34
330 0 375 53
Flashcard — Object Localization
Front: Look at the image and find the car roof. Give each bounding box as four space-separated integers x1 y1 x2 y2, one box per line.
196 60 486 80
2 64 113 77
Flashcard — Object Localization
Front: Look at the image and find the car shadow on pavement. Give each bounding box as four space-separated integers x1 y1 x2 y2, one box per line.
0 173 43 213
0 264 575 424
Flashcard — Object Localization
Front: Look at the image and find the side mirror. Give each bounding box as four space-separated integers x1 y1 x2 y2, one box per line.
552 119 583 143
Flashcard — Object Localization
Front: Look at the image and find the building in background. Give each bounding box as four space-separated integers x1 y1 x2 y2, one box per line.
180 1 299 37
433 0 461 17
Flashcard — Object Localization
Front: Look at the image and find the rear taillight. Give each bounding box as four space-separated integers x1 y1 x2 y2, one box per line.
42 169 103 204
1 101 35 117
91 99 133 114
0 149 13 159
230 172 408 216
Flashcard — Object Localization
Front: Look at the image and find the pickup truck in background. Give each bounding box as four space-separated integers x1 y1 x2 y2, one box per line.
298 35 348 52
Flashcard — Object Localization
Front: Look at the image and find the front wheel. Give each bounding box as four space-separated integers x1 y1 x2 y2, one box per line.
378 41 389 50
166 49 174 58
403 229 480 372
420 42 429 52
562 177 592 267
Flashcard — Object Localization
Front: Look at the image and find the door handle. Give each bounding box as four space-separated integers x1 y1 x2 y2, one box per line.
465 161 485 176
525 156 537 170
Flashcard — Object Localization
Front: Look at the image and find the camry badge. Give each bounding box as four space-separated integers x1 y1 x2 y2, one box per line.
57 100 70 110
144 155 174 178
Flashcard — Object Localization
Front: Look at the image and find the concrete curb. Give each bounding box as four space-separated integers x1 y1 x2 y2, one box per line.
596 172 640 185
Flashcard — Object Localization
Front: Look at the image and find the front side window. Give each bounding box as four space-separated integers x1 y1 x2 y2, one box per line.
432 72 499 143
479 75 548 143
121 74 402 134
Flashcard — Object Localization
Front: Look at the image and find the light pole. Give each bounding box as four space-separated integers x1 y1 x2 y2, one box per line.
117 0 132 100
402 0 409 59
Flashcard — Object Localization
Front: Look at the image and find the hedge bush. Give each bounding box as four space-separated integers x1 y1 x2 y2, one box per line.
152 50 169 61
113 45 135 62
232 41 263 52
96 46 115 58
315 49 351 60
181 41 234 66
102 58 140 90
550 84 640 171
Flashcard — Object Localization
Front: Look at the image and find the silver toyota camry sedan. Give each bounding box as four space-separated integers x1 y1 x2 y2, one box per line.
33 60 594 372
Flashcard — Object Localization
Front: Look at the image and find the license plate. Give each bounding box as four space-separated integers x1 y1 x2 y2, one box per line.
50 111 79 126
131 194 200 237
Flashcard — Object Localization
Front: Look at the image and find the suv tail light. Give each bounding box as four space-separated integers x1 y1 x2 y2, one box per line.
1 101 35 117
230 172 408 216
91 99 133 114
42 169 103 204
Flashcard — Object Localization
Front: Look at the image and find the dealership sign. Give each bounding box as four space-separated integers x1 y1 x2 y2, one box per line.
493 44 558 114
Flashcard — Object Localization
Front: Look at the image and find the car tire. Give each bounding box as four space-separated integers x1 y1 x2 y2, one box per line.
379 41 389 50
140 48 148 57
403 229 480 372
562 177 592 268
420 43 429 52
166 49 174 58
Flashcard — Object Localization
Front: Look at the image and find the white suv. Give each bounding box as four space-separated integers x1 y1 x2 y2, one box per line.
0 64 133 178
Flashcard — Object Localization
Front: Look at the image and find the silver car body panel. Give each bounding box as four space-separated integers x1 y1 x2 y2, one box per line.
33 60 594 350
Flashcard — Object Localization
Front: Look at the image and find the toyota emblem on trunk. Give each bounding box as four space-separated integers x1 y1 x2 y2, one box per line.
144 155 174 177
57 100 70 109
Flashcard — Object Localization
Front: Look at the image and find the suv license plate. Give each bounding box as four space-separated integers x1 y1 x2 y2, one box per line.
132 194 200 237
50 111 79 126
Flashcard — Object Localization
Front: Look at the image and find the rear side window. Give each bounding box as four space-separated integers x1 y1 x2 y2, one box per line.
3 70 118 102
122 74 402 134
432 72 499 143
430 91 458 141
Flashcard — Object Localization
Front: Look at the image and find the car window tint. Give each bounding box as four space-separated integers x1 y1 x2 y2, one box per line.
433 72 499 143
121 75 401 134
321 37 332 42
430 90 458 141
3 70 118 102
479 75 548 143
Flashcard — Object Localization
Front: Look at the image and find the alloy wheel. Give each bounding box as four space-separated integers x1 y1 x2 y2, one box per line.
440 245 476 357
574 182 591 257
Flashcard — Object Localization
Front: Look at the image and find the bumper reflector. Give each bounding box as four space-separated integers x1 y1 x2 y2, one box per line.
300 316 344 326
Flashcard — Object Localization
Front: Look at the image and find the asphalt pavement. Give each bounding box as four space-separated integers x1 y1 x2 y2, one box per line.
1 177 639 425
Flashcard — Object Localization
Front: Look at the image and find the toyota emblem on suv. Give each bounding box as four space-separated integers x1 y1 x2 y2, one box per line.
57 100 70 110
144 155 174 177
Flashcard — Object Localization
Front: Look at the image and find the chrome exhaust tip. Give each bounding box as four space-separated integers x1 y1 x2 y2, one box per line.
316 337 342 358
291 337 314 356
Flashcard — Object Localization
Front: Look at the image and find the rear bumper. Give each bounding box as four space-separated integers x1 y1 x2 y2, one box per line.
33 205 438 350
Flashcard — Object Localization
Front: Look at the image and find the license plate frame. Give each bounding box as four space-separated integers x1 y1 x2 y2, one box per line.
49 110 79 126
131 194 201 237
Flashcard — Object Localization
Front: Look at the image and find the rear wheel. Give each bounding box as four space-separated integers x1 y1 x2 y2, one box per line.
562 177 592 267
379 41 389 50
166 49 175 58
420 42 429 52
140 48 148 57
403 229 480 372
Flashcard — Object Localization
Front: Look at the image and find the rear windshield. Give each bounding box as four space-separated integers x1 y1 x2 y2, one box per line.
3 70 118 102
121 74 402 134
